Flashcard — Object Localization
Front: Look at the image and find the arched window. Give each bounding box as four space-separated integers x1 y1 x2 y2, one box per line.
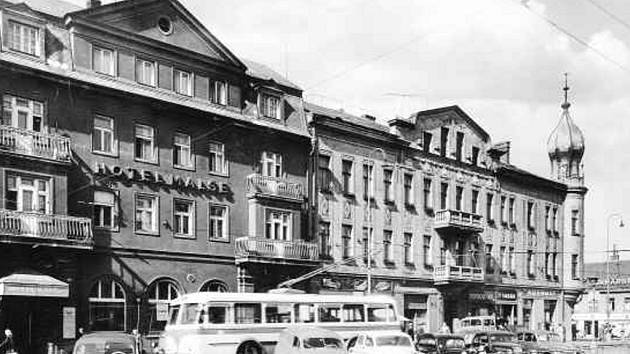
89 279 126 331
146 279 180 332
199 279 228 292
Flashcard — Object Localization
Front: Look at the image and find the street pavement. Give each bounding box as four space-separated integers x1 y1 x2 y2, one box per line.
577 341 630 354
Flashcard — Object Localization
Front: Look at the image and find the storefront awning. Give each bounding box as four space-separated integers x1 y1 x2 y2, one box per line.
0 273 68 298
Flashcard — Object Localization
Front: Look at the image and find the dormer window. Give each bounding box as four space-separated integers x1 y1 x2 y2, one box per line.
422 131 432 153
174 69 192 96
260 93 281 120
211 80 227 105
135 58 156 86
8 20 40 57
93 46 115 76
471 146 480 166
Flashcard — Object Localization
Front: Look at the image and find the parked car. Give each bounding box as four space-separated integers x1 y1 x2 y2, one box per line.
347 331 416 354
454 316 497 334
275 326 347 354
514 330 583 354
461 330 523 354
416 333 466 354
73 332 146 354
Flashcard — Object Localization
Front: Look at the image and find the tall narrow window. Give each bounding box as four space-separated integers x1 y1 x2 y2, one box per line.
173 199 194 238
545 206 551 231
552 253 558 278
318 155 331 192
362 227 370 260
440 127 449 157
423 178 433 210
486 193 494 223
93 190 118 230
265 210 291 241
260 93 281 119
135 58 156 86
342 160 354 195
455 186 463 211
527 251 535 277
211 80 228 105
8 21 40 56
342 225 353 259
544 253 551 277
89 280 126 331
471 189 479 214
135 194 158 233
261 152 282 178
509 197 515 226
174 69 193 96
134 124 156 162
552 207 558 233
383 169 393 202
571 254 579 280
92 115 116 155
363 164 374 200
209 142 227 174
404 173 413 206
146 279 180 332
320 222 331 258
440 183 449 210
173 133 192 169
92 46 115 76
423 235 432 267
500 196 507 225
423 131 432 153
471 146 480 166
383 230 392 263
455 131 464 161
404 233 413 265
527 201 535 230
571 210 580 235
485 244 493 273
508 247 515 274
499 246 506 273
209 205 228 240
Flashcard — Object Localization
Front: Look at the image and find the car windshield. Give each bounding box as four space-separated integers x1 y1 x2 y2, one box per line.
74 340 135 354
490 334 515 343
375 335 412 347
538 333 561 342
441 338 465 349
303 337 343 349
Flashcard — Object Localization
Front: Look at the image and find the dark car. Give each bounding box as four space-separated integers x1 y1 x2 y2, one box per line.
461 330 523 354
416 333 466 354
514 330 583 354
73 332 147 354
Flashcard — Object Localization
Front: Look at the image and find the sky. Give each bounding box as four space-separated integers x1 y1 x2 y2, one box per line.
66 0 630 263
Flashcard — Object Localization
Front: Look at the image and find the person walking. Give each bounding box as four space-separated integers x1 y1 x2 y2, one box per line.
439 322 451 334
0 329 16 354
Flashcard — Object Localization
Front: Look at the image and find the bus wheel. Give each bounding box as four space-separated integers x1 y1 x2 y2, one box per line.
238 341 264 354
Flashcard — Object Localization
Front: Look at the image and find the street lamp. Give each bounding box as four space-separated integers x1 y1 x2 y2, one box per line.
606 213 624 327
367 147 386 295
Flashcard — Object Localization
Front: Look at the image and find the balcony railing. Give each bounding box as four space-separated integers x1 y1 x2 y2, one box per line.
235 236 319 263
433 264 484 283
0 209 93 248
434 209 484 232
246 174 304 201
0 126 71 162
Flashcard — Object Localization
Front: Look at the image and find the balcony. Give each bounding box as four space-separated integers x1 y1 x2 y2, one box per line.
0 210 93 249
433 264 484 284
0 126 72 163
434 209 484 233
247 174 304 202
235 236 319 265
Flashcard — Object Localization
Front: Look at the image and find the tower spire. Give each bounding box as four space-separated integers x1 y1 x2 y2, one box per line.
562 72 571 110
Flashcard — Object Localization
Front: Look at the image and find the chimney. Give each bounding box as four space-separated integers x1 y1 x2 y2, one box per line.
362 114 376 121
86 0 102 8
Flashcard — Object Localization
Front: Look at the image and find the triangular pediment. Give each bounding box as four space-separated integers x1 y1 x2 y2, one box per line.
414 105 490 143
67 0 244 69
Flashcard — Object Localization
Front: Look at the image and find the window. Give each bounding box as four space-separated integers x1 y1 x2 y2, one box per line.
527 202 535 230
362 227 370 260
571 210 580 235
383 230 392 263
135 124 156 162
318 155 331 192
552 253 558 278
92 115 116 155
423 131 432 153
262 151 282 178
485 244 493 273
545 206 551 231
294 303 315 323
342 225 353 259
211 80 228 105
174 69 192 96
609 298 616 312
199 280 228 292
455 186 463 211
89 279 126 331
552 207 558 232
571 254 579 280
135 194 158 233
440 127 449 157
2 95 44 131
404 233 413 265
363 164 374 199
173 133 193 168
342 304 365 322
527 251 535 277
486 193 494 223
383 169 393 202
470 189 479 214
500 196 507 224
545 253 551 277
508 247 515 273
209 142 227 174
500 246 506 273
265 304 292 323
423 178 433 210
320 222 331 258
318 304 341 323
260 93 281 119
6 174 50 213
8 21 40 56
404 173 413 206
455 132 464 161
209 205 228 240
509 197 515 225
94 190 118 230
235 303 262 324
342 160 354 195
471 146 480 166
624 298 630 312
92 46 115 76
146 279 180 332
135 58 156 86
423 235 432 267
265 210 292 241
440 183 449 210
173 199 194 237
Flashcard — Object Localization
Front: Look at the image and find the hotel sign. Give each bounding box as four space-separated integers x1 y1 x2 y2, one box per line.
95 163 231 194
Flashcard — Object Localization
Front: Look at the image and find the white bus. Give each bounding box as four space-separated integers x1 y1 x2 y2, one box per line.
155 291 401 354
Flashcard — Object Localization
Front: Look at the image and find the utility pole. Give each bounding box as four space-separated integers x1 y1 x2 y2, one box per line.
367 148 386 294
606 213 624 334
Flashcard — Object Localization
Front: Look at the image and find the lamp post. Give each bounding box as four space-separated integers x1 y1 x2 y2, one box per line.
367 147 386 295
606 213 624 329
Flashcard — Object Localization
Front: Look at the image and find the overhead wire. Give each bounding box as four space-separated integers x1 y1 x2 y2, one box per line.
583 0 630 32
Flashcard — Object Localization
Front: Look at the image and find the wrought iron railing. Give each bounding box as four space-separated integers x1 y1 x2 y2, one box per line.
0 126 71 162
246 174 304 200
0 209 92 245
434 209 483 230
433 264 484 282
235 236 319 261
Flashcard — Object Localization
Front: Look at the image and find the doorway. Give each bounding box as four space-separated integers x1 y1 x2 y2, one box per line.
0 297 62 354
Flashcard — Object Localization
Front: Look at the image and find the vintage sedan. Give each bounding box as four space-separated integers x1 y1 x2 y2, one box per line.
347 331 416 354
461 330 524 354
514 330 583 354
73 332 146 354
275 326 347 354
416 333 466 354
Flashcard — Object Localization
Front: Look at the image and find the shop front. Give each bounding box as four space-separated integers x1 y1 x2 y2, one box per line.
467 288 517 327
520 288 562 331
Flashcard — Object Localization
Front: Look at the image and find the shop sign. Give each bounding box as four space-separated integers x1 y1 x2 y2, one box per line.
63 307 76 339
496 290 517 301
407 302 427 310
321 278 341 290
469 291 494 302
354 280 367 291
374 281 392 292
95 163 231 194
156 302 169 321
522 289 559 298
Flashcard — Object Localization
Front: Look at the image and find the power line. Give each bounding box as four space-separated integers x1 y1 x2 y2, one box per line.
515 0 630 74
583 0 630 32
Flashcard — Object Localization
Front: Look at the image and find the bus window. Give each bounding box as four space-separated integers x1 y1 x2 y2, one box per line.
367 305 394 322
294 303 315 323
168 305 180 325
483 319 494 326
318 304 341 323
207 306 227 324
342 304 365 322
471 319 481 326
235 303 262 324
265 304 292 323
180 303 200 324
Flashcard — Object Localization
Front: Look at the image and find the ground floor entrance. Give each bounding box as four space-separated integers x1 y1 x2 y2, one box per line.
1 297 64 354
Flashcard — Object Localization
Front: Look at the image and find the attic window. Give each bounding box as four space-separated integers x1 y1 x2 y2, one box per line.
157 17 173 35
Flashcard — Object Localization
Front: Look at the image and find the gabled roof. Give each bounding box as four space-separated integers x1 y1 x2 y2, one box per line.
242 58 301 91
1 0 80 18
495 163 566 192
413 105 490 142
305 102 390 133
65 0 246 70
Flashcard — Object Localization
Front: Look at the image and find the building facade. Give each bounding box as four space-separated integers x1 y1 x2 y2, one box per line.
307 90 586 334
0 0 315 351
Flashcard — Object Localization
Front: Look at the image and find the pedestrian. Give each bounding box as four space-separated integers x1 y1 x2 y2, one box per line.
0 329 16 354
439 322 451 334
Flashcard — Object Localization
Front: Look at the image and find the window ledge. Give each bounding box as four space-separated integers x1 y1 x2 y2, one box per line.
209 237 230 243
135 230 160 237
209 171 229 178
174 234 196 239
384 260 396 268
92 150 119 158
405 262 415 269
134 158 159 166
174 164 196 172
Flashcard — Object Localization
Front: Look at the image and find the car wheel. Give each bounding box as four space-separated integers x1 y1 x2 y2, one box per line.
239 341 264 354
